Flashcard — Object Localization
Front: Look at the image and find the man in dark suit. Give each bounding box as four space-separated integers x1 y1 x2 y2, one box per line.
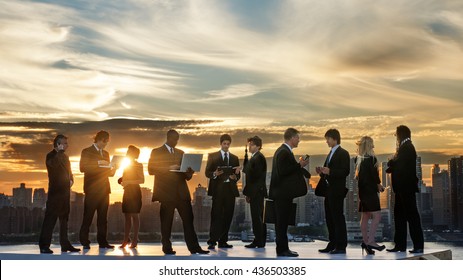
148 129 208 255
205 134 241 249
243 136 267 248
269 128 310 257
386 125 424 253
79 130 116 249
39 135 80 254
316 129 350 254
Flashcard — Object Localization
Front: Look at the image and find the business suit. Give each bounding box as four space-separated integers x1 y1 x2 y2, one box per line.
205 150 240 245
79 145 114 247
318 145 350 252
269 144 310 254
243 151 268 247
148 144 203 253
386 140 424 251
39 149 74 250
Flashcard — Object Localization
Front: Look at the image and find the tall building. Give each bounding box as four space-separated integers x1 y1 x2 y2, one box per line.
192 184 211 233
345 157 359 222
32 188 47 209
448 157 463 230
432 165 450 229
0 193 11 208
12 183 32 208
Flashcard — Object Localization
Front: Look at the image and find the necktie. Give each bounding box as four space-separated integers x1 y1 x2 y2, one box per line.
170 147 174 154
324 151 331 166
99 149 103 157
224 152 229 166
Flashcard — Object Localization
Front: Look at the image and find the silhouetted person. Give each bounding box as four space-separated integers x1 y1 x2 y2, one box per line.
79 130 116 249
119 145 144 249
243 136 267 248
205 134 241 249
39 135 80 254
355 136 385 255
269 128 310 257
316 129 350 254
148 129 208 255
386 125 424 254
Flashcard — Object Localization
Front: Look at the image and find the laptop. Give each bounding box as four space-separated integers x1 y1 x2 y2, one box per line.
170 153 203 172
99 155 124 168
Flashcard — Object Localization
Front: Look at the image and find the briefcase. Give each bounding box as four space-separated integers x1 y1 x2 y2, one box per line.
263 200 297 226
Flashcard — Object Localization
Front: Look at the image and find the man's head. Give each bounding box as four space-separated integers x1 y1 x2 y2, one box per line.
395 125 411 142
324 129 341 148
220 134 232 152
247 136 262 154
284 128 300 148
94 130 110 150
53 134 68 151
166 129 180 148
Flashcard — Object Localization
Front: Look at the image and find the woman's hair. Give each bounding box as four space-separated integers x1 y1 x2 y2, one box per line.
126 145 140 159
355 136 377 177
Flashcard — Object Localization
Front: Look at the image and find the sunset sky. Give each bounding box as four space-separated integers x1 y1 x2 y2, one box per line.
1 0 463 202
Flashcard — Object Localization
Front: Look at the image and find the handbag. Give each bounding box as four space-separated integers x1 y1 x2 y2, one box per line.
315 176 328 197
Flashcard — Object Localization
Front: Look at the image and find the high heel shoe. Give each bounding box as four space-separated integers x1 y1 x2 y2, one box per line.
119 239 130 249
369 244 386 251
361 242 375 255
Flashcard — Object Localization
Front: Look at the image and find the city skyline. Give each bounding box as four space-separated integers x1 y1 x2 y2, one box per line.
2 1 463 198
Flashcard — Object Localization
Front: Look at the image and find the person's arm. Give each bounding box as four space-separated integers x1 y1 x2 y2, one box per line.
277 150 304 177
205 153 217 179
329 150 350 179
79 148 99 173
148 149 170 176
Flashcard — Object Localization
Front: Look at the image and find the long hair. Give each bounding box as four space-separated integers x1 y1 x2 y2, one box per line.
355 136 377 178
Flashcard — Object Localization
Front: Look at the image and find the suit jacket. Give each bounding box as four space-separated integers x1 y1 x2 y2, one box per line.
148 145 193 202
46 149 73 198
318 146 350 197
269 144 310 200
80 145 113 196
242 151 268 198
386 140 419 193
205 151 241 198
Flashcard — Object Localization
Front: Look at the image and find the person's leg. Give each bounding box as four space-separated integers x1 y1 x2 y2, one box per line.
160 202 175 252
218 195 235 244
121 213 131 247
39 200 59 250
403 192 424 250
177 200 201 251
368 211 382 246
79 196 97 246
360 212 370 244
96 195 110 246
393 193 407 250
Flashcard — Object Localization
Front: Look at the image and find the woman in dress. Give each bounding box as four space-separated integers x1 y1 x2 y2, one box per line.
119 145 144 248
355 136 385 255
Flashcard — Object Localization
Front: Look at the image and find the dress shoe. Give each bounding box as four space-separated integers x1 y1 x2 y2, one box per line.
329 249 346 254
40 248 53 254
409 248 424 254
207 241 216 250
163 250 176 255
318 247 335 253
82 244 90 250
61 246 81 252
368 244 386 251
218 242 233 248
99 244 115 249
386 247 406 252
277 250 299 257
245 243 265 248
190 248 210 254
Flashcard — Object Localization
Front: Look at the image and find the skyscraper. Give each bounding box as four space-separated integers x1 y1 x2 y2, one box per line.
448 157 463 231
32 188 46 209
12 183 32 209
432 164 450 229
